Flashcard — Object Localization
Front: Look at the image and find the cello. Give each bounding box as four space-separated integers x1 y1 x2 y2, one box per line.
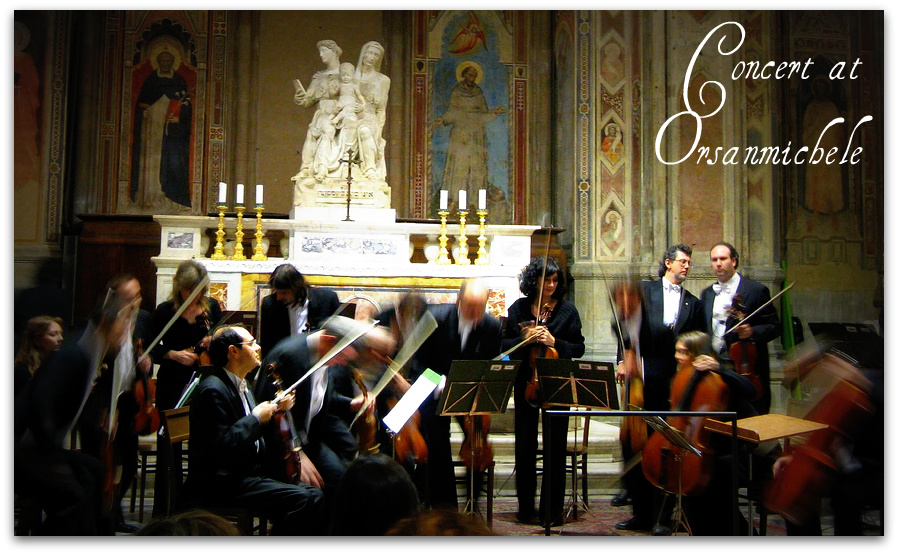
641 341 729 496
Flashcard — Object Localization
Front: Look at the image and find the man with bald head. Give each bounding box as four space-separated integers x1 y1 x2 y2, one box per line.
412 279 502 509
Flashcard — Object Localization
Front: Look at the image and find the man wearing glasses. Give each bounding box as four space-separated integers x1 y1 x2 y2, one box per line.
186 325 324 535
614 244 703 535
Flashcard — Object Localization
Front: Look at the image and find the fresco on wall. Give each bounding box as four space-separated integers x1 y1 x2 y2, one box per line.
14 20 43 193
431 11 511 221
129 32 197 214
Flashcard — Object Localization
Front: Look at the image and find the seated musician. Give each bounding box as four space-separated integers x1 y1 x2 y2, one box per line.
185 325 325 535
671 331 759 536
253 317 395 528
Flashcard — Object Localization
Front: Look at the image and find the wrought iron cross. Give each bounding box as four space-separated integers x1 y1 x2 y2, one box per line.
338 148 361 222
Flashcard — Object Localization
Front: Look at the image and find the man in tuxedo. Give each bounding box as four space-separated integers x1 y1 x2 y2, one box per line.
700 242 781 415
614 244 703 534
259 263 341 357
186 325 324 535
414 279 502 509
254 318 395 527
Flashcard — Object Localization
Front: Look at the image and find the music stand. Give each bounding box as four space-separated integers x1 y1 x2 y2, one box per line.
534 359 618 519
438 359 519 518
642 413 702 535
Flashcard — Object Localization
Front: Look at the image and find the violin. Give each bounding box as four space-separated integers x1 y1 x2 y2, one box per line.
192 309 212 366
132 339 161 436
351 369 380 455
459 415 493 472
726 295 763 401
613 281 647 454
385 369 428 466
641 356 729 496
264 363 303 485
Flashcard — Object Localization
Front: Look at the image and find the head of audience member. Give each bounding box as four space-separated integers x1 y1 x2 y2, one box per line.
268 263 309 308
328 453 420 536
15 315 65 375
208 325 260 377
710 242 739 283
519 256 568 302
658 243 692 284
457 278 489 327
385 508 497 536
135 509 240 536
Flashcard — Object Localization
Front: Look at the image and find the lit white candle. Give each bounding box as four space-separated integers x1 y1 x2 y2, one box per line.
218 182 227 204
439 190 448 211
236 183 245 205
479 189 487 210
255 184 264 206
459 190 467 210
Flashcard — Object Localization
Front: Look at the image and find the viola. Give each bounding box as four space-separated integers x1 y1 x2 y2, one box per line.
726 295 763 401
764 352 873 524
641 360 729 496
524 303 558 407
351 369 380 455
264 363 303 485
459 414 493 472
132 339 161 436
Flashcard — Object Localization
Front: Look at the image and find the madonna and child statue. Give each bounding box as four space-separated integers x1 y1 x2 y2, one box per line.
292 40 392 211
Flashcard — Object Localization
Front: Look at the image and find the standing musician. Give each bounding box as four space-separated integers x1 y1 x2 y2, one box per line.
503 257 585 527
185 325 325 535
14 292 137 535
149 260 222 412
614 244 703 535
414 278 502 510
699 242 781 415
258 263 341 357
253 319 395 529
76 274 152 534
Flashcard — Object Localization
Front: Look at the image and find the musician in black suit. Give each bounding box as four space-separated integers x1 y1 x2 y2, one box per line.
699 242 781 415
259 263 341 357
186 325 324 535
414 279 502 509
614 244 703 534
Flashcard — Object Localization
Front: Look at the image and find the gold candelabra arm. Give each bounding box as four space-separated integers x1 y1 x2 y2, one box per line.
232 206 247 260
211 204 228 260
456 210 470 265
251 206 268 261
436 210 452 265
475 209 489 265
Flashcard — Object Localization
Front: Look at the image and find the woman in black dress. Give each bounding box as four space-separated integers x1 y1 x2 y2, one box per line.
503 257 585 526
149 260 222 411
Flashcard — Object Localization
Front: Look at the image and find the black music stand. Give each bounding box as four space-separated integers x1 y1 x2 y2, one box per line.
534 359 618 520
439 359 519 518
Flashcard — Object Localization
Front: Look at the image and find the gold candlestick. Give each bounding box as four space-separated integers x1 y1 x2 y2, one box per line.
251 206 267 261
436 210 452 265
232 206 246 260
475 209 489 265
211 203 228 260
456 210 470 265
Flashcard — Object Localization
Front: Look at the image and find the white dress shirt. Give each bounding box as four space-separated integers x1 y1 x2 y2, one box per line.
711 272 742 354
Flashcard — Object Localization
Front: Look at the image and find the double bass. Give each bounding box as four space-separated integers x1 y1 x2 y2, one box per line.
641 353 729 496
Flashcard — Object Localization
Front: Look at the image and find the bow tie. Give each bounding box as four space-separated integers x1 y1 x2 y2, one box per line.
663 282 681 294
712 282 731 295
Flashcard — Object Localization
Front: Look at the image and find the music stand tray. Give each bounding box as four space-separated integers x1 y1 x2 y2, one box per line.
438 360 520 416
534 359 619 410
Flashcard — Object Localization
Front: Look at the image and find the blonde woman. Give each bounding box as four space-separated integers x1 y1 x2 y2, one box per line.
149 260 222 410
14 315 64 396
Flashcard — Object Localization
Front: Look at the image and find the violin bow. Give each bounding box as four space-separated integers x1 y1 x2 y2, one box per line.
723 282 794 337
138 274 211 365
350 310 438 428
273 319 378 403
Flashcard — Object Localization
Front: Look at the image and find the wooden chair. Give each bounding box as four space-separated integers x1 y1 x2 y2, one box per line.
129 433 157 522
158 407 267 535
